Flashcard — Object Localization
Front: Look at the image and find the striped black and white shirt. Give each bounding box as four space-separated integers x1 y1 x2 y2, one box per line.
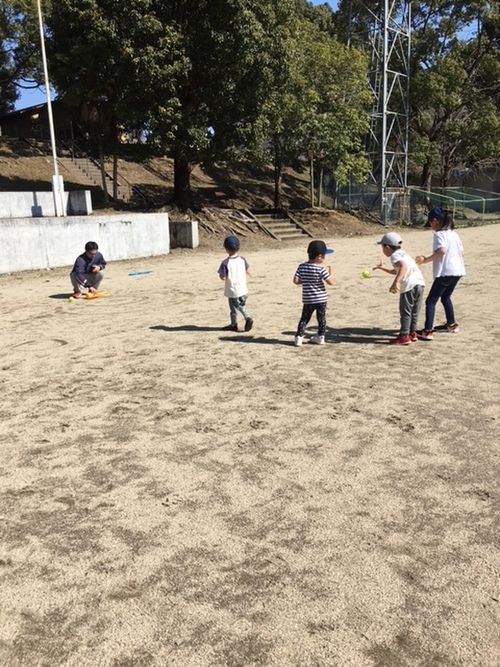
294 262 330 304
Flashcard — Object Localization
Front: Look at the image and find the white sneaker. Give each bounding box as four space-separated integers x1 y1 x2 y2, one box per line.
311 335 325 345
294 336 304 347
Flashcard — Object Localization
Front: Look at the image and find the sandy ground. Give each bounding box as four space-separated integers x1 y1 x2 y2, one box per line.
0 225 499 667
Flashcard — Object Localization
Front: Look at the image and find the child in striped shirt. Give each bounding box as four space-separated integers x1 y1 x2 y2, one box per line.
293 240 334 346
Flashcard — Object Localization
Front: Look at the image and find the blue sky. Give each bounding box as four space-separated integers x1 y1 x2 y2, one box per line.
16 85 52 110
15 0 339 111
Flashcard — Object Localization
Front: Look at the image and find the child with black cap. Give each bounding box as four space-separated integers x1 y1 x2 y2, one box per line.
293 240 334 346
373 231 425 345
218 235 253 332
415 207 465 340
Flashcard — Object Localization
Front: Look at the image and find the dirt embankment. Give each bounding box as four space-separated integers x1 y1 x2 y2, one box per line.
0 136 382 245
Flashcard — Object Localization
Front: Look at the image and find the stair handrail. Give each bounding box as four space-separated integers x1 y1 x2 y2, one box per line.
242 209 280 240
61 140 133 202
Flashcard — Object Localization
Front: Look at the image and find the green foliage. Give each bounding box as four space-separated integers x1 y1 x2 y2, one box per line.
299 23 371 185
255 14 370 205
0 1 41 114
409 0 500 185
46 0 183 151
334 0 500 187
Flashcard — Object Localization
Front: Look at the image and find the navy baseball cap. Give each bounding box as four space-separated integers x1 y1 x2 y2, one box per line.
223 235 240 251
428 206 445 223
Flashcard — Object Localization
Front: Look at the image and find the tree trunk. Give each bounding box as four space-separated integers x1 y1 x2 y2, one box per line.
332 178 338 210
113 153 118 200
99 144 109 203
309 152 314 208
441 152 451 188
273 139 282 209
173 149 192 210
318 167 324 208
421 158 432 190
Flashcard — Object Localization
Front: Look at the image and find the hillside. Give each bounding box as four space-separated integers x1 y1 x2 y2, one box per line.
0 137 381 246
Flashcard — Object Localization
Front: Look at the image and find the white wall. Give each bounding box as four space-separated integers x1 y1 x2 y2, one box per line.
0 190 93 217
0 213 170 274
0 191 68 218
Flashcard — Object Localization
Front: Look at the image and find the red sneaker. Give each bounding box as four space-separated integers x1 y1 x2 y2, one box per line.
409 332 418 342
72 292 82 299
389 335 411 345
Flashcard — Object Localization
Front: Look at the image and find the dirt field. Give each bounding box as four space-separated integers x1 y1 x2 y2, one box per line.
1 224 499 667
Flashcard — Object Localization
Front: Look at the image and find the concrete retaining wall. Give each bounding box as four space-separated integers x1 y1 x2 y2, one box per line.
0 190 93 217
0 213 170 274
67 191 93 216
170 220 199 249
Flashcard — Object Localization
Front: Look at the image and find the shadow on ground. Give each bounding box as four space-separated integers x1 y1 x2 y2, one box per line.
150 324 225 333
150 325 395 345
327 326 394 345
49 293 72 300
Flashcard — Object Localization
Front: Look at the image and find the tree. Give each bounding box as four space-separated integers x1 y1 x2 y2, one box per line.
409 0 500 186
299 22 371 206
142 0 277 209
0 0 41 114
46 0 183 202
255 14 370 208
333 0 500 189
46 0 278 209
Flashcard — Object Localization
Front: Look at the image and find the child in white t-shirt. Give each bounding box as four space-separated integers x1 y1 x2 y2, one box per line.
218 236 253 332
373 232 425 346
415 207 465 340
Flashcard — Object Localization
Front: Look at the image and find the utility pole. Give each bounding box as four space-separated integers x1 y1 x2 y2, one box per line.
349 0 411 225
37 0 66 217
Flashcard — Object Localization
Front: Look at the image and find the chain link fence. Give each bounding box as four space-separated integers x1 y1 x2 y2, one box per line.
333 180 500 227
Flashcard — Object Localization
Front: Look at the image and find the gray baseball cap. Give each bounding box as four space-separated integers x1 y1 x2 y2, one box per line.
376 232 403 247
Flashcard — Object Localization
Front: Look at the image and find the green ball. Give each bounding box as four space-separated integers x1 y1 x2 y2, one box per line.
68 296 74 302
362 271 370 279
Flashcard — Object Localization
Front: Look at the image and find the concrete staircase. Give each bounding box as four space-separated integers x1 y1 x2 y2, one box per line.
58 156 132 203
243 209 313 241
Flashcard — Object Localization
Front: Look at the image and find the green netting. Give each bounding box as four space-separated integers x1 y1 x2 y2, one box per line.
335 182 500 226
409 188 500 227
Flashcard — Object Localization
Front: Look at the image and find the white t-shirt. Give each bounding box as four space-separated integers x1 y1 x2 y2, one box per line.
218 255 249 298
432 230 466 278
390 250 425 293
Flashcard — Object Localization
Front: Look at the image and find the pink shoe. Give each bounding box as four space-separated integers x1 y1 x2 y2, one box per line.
417 329 433 341
409 332 418 342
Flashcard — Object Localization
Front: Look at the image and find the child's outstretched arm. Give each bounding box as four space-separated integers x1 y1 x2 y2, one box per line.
372 260 396 275
416 247 446 265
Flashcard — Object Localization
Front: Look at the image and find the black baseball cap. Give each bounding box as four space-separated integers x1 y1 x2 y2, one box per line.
307 240 333 259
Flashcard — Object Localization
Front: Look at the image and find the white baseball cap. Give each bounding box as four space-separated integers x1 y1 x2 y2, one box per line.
376 232 403 247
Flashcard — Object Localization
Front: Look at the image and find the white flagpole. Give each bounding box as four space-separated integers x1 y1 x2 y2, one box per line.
36 0 65 216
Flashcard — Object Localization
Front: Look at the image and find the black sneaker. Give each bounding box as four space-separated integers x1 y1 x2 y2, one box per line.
244 317 254 332
222 324 238 331
434 323 459 333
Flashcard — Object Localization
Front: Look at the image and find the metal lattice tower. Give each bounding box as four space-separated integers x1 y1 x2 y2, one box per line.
349 0 411 224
